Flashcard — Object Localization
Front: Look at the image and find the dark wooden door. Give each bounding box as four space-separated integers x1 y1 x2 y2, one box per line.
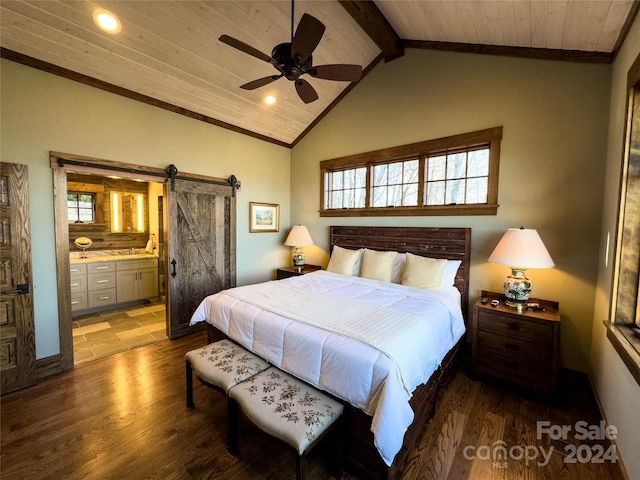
0 162 36 394
166 178 236 339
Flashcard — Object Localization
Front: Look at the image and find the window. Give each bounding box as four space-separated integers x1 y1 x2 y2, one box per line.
67 192 95 223
320 127 502 217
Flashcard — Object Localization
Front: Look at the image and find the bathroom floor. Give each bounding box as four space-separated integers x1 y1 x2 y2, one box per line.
72 302 167 365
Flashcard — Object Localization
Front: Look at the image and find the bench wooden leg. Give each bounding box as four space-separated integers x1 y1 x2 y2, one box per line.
186 360 194 408
227 397 239 455
296 452 305 480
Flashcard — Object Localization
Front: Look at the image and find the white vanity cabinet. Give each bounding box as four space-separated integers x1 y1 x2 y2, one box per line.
116 258 158 303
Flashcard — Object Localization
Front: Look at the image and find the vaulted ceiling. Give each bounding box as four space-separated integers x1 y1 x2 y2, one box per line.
2 1 638 147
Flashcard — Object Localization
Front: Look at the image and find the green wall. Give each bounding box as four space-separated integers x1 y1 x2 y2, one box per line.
292 48 611 373
1 60 291 359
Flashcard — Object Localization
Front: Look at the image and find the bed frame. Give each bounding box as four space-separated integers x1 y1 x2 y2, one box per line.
207 226 471 480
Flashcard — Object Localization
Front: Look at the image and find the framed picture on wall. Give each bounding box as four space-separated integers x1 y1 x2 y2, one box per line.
249 202 279 232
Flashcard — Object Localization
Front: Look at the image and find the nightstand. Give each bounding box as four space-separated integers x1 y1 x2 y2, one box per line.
275 264 322 280
470 290 561 398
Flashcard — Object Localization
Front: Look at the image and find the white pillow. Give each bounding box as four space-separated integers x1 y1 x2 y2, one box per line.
401 252 447 290
359 249 397 282
326 246 361 276
440 260 462 290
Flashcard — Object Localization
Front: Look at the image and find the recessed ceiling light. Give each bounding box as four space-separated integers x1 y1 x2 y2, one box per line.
93 8 121 34
265 95 276 105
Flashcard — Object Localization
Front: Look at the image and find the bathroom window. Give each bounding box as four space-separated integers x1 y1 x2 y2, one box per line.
67 192 95 223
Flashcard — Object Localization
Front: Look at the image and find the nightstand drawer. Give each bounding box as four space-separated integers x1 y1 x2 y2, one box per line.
477 350 550 390
478 310 552 343
478 330 552 364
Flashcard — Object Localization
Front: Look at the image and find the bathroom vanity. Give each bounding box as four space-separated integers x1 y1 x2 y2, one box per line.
70 254 158 315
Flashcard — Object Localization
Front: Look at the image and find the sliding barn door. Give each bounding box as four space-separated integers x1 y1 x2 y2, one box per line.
166 179 236 339
0 162 36 393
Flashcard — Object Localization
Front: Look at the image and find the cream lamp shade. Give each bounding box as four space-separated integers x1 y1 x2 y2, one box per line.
284 225 314 268
488 227 554 307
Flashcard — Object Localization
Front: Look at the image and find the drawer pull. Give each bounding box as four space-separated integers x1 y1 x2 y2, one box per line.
97 296 110 301
71 301 79 305
506 322 521 331
503 361 518 370
504 343 519 351
96 266 109 270
70 282 79 287
97 279 109 284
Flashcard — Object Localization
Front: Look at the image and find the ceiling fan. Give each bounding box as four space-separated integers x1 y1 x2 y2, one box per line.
219 1 362 104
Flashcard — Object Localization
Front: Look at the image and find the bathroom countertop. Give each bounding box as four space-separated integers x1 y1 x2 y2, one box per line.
70 253 159 264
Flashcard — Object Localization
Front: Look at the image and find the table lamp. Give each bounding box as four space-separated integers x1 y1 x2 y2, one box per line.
488 227 555 307
284 225 314 269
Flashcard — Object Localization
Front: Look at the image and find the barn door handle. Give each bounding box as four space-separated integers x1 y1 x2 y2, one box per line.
171 259 177 278
3 283 29 295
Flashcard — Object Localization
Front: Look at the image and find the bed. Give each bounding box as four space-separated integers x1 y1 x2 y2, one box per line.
190 226 471 480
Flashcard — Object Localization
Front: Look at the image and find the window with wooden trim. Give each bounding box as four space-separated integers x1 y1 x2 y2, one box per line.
320 127 502 217
67 192 95 223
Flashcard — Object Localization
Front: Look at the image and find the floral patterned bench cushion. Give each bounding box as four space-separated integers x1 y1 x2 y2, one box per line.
185 339 270 393
229 367 343 454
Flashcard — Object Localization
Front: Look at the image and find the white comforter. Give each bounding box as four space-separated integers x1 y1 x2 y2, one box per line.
189 270 465 465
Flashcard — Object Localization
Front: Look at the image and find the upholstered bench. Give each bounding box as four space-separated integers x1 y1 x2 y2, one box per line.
185 339 270 408
227 367 343 480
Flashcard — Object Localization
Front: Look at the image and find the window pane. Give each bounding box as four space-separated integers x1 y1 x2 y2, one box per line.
446 179 465 204
388 185 401 206
354 168 366 188
78 194 93 207
373 186 387 207
331 171 343 190
344 170 355 189
447 153 467 179
428 156 446 181
373 164 387 186
468 149 489 176
403 160 419 183
331 191 343 208
426 181 445 205
78 210 93 221
466 177 488 203
343 189 354 208
355 187 366 208
68 207 77 220
403 183 418 206
387 163 402 185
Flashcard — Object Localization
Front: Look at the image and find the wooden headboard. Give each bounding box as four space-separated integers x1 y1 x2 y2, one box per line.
330 226 471 320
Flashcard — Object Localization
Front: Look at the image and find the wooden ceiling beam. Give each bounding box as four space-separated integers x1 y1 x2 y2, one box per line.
339 1 404 62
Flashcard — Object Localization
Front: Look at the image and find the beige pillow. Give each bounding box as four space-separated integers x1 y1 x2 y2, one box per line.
359 249 397 282
326 246 361 275
401 253 447 290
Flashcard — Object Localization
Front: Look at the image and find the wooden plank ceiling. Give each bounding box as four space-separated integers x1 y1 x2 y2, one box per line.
1 1 638 147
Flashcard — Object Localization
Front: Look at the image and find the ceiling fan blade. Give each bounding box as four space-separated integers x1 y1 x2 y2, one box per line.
312 64 363 82
295 79 319 104
240 75 282 90
219 35 274 64
291 14 325 63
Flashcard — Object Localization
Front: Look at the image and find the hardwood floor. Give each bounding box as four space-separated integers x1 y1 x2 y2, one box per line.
1 333 626 480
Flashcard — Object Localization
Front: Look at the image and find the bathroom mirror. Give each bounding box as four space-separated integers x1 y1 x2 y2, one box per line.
110 191 145 233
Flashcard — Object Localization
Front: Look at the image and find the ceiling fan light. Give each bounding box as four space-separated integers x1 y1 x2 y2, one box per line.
265 95 276 105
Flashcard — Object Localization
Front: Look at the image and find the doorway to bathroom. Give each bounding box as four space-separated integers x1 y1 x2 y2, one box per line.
66 171 167 364
51 152 238 371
